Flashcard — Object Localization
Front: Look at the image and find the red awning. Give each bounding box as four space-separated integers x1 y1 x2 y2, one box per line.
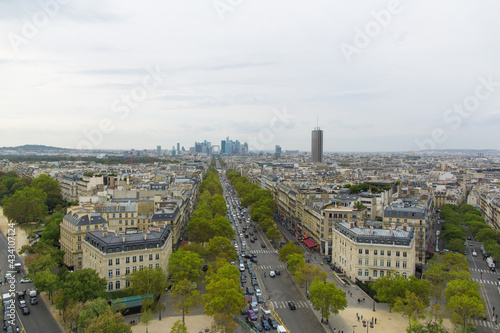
303 238 318 248
303 234 308 239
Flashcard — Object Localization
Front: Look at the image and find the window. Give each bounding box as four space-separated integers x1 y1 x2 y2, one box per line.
380 270 384 277
373 270 378 278
374 250 378 255
116 258 120 265
108 282 113 291
133 256 137 263
365 258 369 265
139 255 143 262
126 257 130 264
358 258 363 265
373 259 377 266
115 269 120 276
396 260 400 268
126 267 130 275
387 251 391 256
108 270 113 277
359 249 363 254
125 281 130 288
108 259 113 266
380 250 384 255
365 269 369 277
396 251 400 257
77 244 81 250
403 252 407 258
365 249 369 255
77 236 81 241
116 281 120 290
387 260 391 268
155 263 160 268
403 261 407 268
358 269 363 276
155 254 160 260
149 254 153 261
149 264 153 269
133 266 137 272
403 272 407 279
139 265 144 271
380 259 384 267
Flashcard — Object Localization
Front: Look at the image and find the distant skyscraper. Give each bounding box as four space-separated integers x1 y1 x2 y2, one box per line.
311 127 323 163
221 140 226 154
177 143 180 153
275 145 281 157
157 145 161 156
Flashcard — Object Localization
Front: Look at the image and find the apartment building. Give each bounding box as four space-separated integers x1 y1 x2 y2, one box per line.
152 198 189 250
432 183 467 208
60 206 109 270
332 221 416 282
94 201 139 233
82 224 172 292
382 199 429 264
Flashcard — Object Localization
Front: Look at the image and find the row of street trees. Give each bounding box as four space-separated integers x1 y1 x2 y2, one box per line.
166 167 244 333
278 242 347 323
225 170 281 246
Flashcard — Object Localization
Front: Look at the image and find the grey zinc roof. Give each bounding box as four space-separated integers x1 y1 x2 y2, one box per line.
336 222 414 246
84 227 171 253
65 209 107 226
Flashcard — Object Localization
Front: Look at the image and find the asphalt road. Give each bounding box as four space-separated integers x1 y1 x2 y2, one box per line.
466 239 500 333
0 232 61 333
220 172 327 333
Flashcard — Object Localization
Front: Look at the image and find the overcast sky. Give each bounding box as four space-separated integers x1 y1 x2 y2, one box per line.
1 0 499 152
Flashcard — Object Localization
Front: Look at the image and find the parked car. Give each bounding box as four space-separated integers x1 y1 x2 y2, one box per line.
261 316 271 330
29 297 38 305
246 287 254 295
246 310 257 321
268 317 279 329
255 287 262 297
251 321 263 332
288 301 296 310
22 307 30 315
257 295 265 303
472 251 477 257
20 277 33 283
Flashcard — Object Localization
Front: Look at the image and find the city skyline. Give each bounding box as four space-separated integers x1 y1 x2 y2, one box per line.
1 1 500 152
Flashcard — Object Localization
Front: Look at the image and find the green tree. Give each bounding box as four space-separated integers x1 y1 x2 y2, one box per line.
394 290 427 331
445 239 466 254
56 269 107 311
3 187 48 223
27 253 58 275
287 253 305 274
85 308 131 333
31 174 62 212
294 263 327 295
168 250 204 282
446 294 484 331
309 279 347 324
140 298 155 333
127 267 168 320
77 298 110 330
170 279 201 323
278 242 303 263
33 269 58 299
444 279 479 304
170 319 188 333
40 211 64 247
373 274 410 312
206 236 237 263
266 224 281 245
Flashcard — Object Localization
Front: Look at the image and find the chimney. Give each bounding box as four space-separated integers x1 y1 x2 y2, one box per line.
122 233 125 242
143 231 147 240
103 228 108 237
389 227 393 236
403 223 408 231
370 226 373 234
391 222 396 230
349 221 355 229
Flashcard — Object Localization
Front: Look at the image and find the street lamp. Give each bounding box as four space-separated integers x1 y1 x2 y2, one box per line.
352 324 357 333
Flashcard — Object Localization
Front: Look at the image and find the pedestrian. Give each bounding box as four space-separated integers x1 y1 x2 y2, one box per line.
372 317 374 322
363 297 365 303
361 315 363 321
375 317 377 324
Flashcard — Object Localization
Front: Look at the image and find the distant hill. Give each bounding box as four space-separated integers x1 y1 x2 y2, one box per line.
0 145 72 153
420 149 499 154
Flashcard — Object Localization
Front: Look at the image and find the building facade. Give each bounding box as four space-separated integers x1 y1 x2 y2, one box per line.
332 221 416 282
82 225 172 292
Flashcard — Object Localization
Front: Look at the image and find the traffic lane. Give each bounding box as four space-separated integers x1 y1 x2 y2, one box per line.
263 269 326 333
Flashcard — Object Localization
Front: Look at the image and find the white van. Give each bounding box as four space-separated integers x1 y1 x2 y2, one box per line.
277 326 287 333
239 262 245 272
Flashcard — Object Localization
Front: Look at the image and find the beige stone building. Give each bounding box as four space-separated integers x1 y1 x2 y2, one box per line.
94 201 139 233
82 224 172 292
60 206 109 270
332 221 416 282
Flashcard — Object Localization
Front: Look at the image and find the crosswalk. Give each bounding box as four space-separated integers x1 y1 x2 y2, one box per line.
249 249 279 254
471 268 499 275
268 300 312 309
472 319 500 329
472 278 499 285
258 264 286 270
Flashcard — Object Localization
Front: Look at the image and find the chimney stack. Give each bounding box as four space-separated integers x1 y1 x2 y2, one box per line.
122 233 125 242
349 221 355 229
143 231 147 240
403 223 408 231
103 228 108 237
370 226 373 234
389 227 393 236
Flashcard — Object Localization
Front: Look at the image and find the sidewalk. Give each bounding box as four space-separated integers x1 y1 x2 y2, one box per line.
0 208 31 254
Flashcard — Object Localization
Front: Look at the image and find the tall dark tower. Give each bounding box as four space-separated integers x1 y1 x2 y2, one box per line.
311 127 323 163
